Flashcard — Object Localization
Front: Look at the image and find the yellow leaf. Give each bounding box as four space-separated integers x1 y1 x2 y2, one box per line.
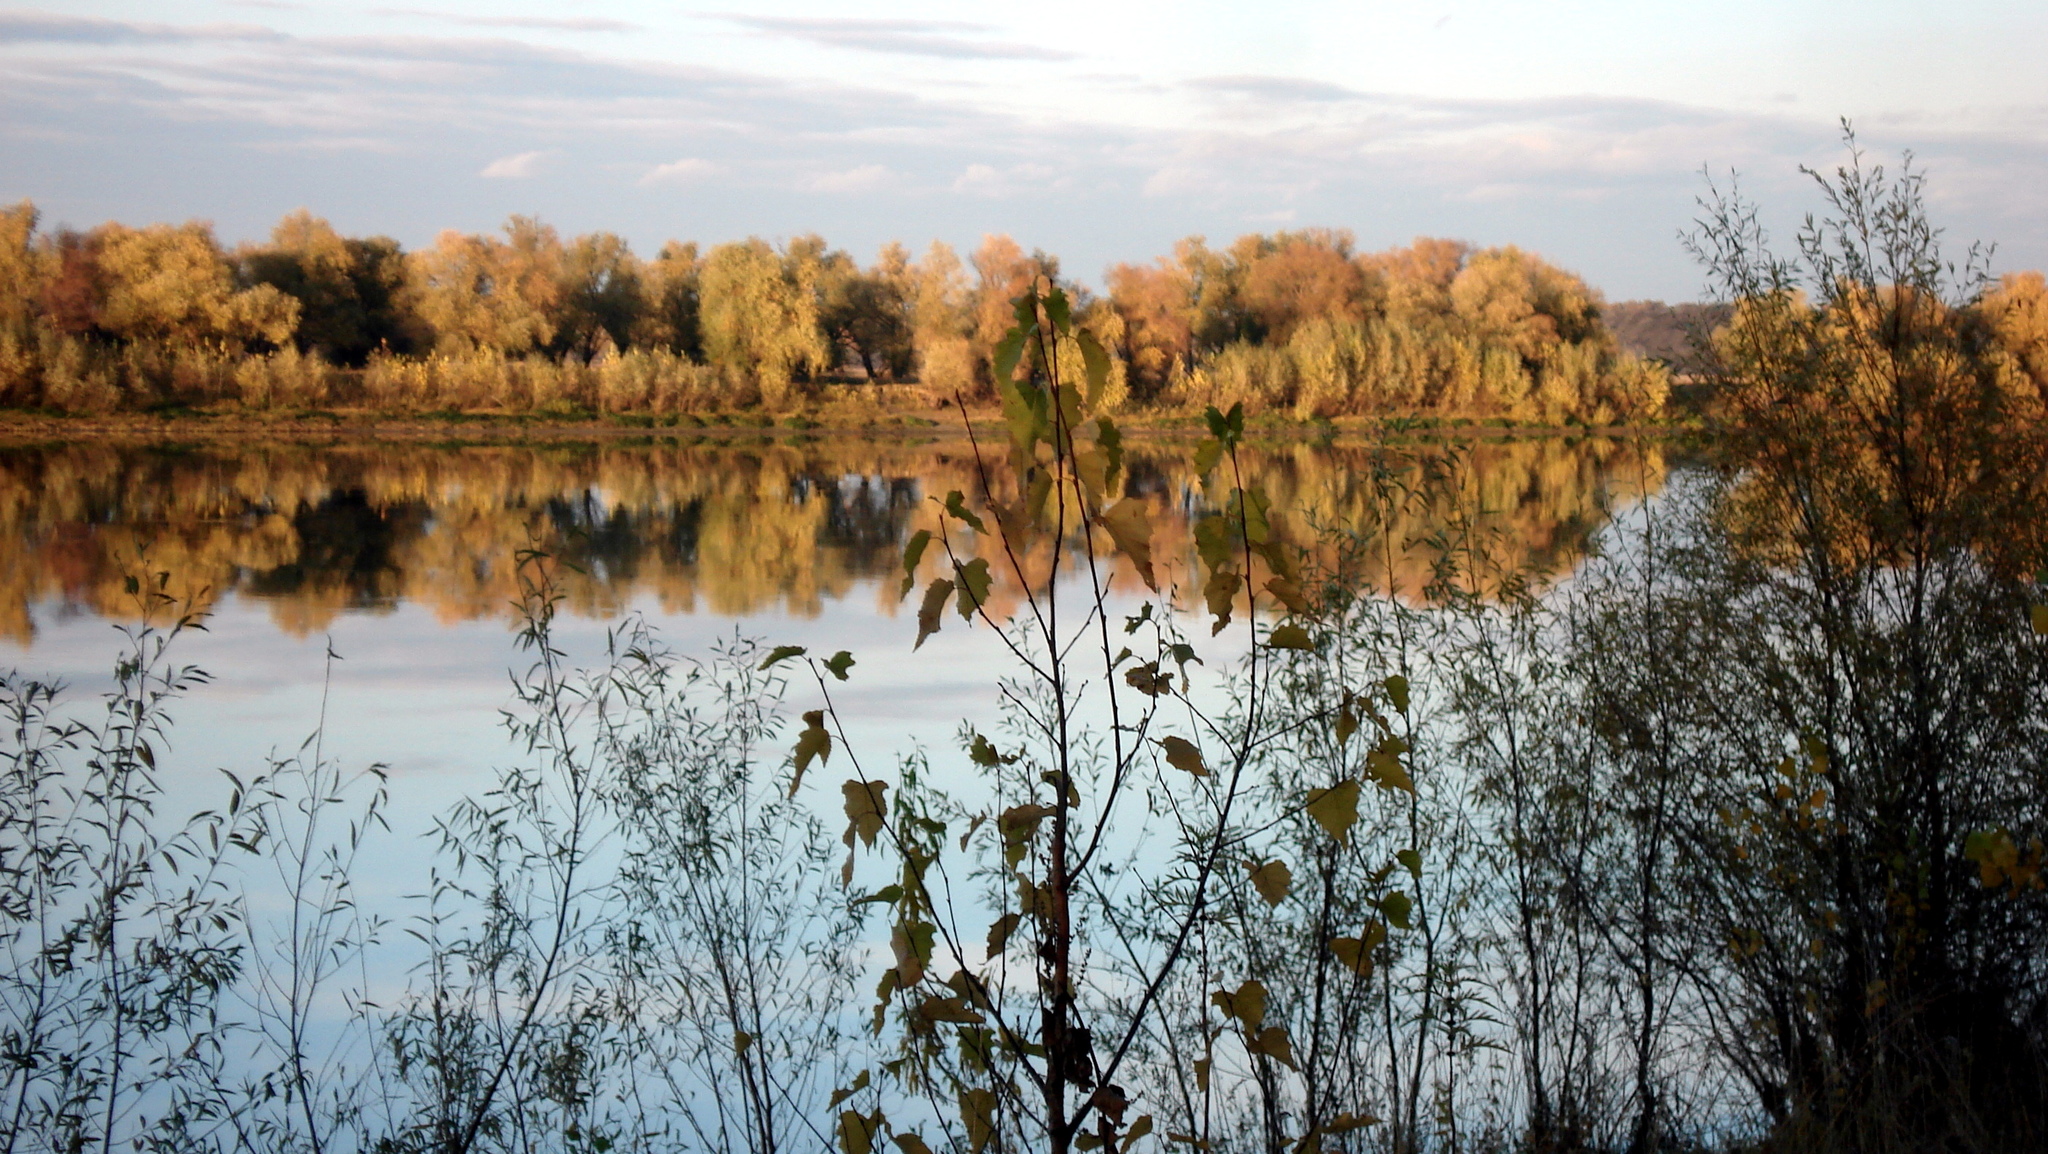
986 911 1021 955
840 1109 884 1154
915 578 953 650
734 1030 754 1055
1210 978 1267 1030
2033 604 2048 635
894 1134 934 1154
998 804 1056 868
1265 576 1309 614
1158 736 1209 777
1247 1025 1296 1070
1384 674 1410 714
842 779 888 848
1366 745 1413 793
1304 780 1361 844
791 710 832 796
1121 1115 1154 1154
961 1088 998 1154
1247 860 1292 907
1204 567 1238 635
1099 498 1158 590
1268 623 1313 650
1193 1059 1211 1094
1327 936 1372 978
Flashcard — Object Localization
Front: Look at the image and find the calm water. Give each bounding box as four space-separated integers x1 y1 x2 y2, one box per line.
0 433 1663 836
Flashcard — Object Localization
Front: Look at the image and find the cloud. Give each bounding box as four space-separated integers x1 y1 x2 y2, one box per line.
0 10 284 45
1190 76 1362 103
640 157 724 185
3 10 2044 300
714 15 1075 61
950 162 1064 197
479 150 548 178
802 164 892 194
372 9 641 33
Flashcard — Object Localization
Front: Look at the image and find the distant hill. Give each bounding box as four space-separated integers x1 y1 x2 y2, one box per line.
1605 300 1731 372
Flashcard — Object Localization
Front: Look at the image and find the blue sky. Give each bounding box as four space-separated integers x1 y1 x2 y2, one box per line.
3 1 2044 299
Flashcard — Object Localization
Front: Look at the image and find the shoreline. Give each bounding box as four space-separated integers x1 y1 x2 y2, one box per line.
0 406 1697 446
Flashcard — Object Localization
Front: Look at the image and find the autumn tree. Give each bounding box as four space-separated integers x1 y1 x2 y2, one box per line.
408 217 565 355
553 231 644 359
240 209 414 364
637 241 704 360
1103 252 1194 400
699 237 828 408
820 242 915 382
93 221 297 350
909 241 975 395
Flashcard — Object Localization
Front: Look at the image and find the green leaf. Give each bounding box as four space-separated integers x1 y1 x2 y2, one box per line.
1078 329 1111 408
1396 848 1422 879
1099 498 1157 590
899 529 932 600
1268 623 1313 650
955 558 992 619
1044 285 1073 333
915 578 953 650
2033 604 2048 635
854 884 904 906
943 490 988 534
791 710 832 795
1194 437 1223 478
1157 735 1209 777
760 644 807 670
1380 891 1413 930
994 327 1030 386
1096 415 1124 491
1204 405 1232 440
825 650 856 680
969 733 1018 767
1304 780 1361 844
1194 513 1233 576
999 804 1057 868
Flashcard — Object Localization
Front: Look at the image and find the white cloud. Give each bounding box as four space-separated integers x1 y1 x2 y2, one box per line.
479 150 548 178
950 162 1058 198
802 164 891 194
640 157 725 186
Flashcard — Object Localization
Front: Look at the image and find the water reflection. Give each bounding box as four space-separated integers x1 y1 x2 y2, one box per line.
0 435 1663 644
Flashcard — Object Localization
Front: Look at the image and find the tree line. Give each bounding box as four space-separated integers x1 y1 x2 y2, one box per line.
0 202 1693 421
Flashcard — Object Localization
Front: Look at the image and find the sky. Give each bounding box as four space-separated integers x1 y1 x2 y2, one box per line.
3 1 2045 300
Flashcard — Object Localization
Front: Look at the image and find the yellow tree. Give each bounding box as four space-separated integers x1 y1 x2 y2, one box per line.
699 237 827 408
408 217 565 355
94 221 297 349
910 241 974 394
